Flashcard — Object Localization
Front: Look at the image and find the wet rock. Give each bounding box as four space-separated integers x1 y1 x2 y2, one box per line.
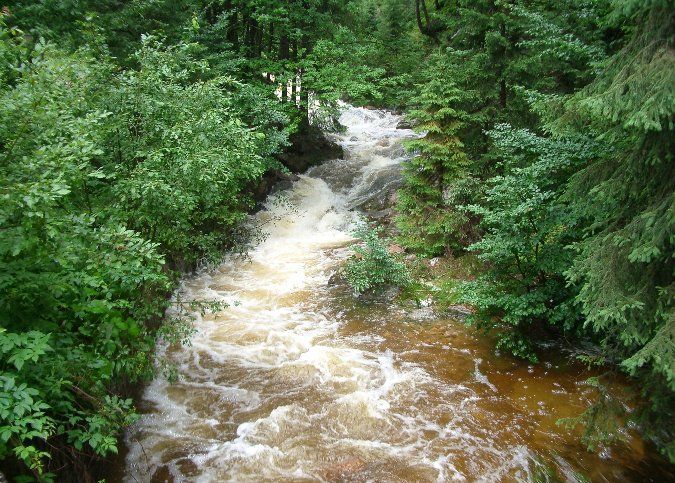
377 137 391 146
388 243 405 254
382 285 402 300
350 136 359 141
279 124 344 173
252 170 300 202
251 172 276 202
364 208 393 221
151 465 174 483
280 171 300 182
358 285 401 303
397 119 413 129
271 172 300 194
348 163 404 212
176 458 200 477
272 181 292 193
446 304 475 318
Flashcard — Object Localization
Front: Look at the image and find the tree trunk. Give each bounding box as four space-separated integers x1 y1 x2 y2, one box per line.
279 31 290 101
415 0 439 42
243 12 254 57
279 33 290 61
268 22 275 54
415 0 425 35
225 1 238 51
420 0 432 28
252 18 262 57
499 19 507 108
499 79 507 108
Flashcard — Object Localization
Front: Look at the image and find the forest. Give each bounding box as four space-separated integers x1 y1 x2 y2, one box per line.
0 0 673 481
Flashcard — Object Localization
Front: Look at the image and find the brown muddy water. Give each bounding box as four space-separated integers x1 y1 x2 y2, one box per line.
113 107 673 482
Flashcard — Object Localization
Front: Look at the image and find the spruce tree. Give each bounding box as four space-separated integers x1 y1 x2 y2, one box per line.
558 0 674 459
396 55 473 256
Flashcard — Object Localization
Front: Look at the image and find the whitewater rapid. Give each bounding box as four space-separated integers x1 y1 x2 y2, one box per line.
119 106 668 482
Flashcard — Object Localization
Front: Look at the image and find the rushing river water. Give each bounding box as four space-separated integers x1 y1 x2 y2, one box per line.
117 107 673 482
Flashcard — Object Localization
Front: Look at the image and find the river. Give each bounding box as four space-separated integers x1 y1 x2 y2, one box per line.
116 106 673 482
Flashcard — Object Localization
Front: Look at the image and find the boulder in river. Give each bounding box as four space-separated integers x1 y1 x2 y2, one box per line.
396 119 413 129
445 304 475 318
280 123 344 173
252 170 300 202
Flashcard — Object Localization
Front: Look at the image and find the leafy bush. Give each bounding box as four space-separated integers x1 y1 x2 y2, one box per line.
345 227 411 296
457 125 595 362
108 37 283 268
0 38 171 477
0 29 284 479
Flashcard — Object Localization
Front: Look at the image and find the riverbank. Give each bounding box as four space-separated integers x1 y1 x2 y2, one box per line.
102 123 345 482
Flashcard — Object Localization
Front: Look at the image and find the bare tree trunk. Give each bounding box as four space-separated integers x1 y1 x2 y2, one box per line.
253 18 262 58
415 0 439 42
225 1 238 51
420 0 432 28
279 31 290 101
415 0 425 35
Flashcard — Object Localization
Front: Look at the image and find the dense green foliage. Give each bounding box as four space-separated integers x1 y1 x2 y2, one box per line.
559 1 674 457
458 126 592 362
380 0 674 461
0 34 275 483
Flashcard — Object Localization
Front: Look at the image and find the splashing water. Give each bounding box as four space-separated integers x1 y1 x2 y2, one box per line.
117 106 673 482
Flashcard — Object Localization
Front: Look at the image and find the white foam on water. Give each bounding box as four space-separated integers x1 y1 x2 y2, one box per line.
123 105 536 482
474 358 498 393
